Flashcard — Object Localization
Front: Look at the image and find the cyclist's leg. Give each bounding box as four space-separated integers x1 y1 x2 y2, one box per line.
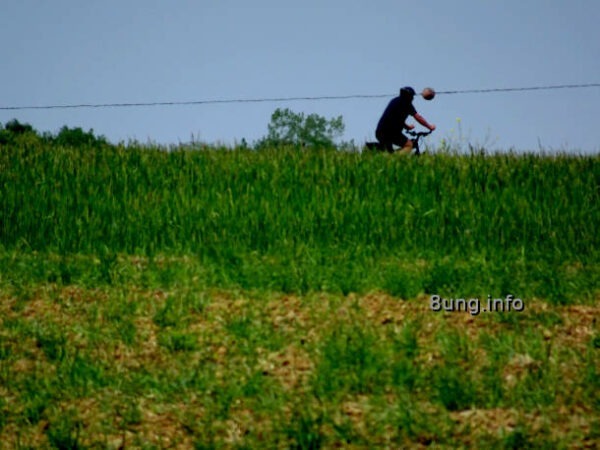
375 129 395 153
394 133 413 154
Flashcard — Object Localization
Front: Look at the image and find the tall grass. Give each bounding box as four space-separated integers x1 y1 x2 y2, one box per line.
1 140 599 447
1 141 598 300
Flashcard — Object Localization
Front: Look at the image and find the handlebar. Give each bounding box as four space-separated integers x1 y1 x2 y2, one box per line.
406 129 433 138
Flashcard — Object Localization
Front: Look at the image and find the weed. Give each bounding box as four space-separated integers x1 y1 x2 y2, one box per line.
285 405 325 450
45 408 85 450
313 324 389 397
433 364 476 411
158 330 199 352
153 296 187 328
35 326 68 362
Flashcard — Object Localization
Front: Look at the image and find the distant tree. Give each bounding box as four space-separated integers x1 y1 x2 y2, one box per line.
4 119 34 135
0 120 111 148
0 119 39 145
53 126 109 148
257 108 345 148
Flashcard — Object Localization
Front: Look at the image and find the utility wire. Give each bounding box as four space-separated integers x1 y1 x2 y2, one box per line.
1 83 598 111
437 83 600 95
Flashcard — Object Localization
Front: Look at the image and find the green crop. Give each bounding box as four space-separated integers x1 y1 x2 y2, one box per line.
1 141 598 301
0 140 598 447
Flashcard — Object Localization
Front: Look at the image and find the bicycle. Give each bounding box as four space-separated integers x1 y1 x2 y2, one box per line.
365 129 432 156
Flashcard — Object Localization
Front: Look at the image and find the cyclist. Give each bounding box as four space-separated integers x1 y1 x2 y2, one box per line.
375 87 436 153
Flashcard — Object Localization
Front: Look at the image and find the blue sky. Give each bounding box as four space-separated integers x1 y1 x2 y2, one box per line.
1 0 599 152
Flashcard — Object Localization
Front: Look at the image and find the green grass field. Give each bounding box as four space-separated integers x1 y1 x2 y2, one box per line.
0 140 598 448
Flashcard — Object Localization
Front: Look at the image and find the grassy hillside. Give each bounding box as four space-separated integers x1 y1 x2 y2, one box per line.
0 141 598 448
1 141 598 301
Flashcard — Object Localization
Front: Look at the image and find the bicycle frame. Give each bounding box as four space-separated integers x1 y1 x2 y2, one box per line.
365 129 432 155
406 129 432 156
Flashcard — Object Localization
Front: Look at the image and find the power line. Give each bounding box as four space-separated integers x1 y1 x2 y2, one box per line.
437 83 600 95
0 94 391 111
1 83 598 111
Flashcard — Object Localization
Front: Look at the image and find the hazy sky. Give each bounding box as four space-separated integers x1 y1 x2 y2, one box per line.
1 0 599 152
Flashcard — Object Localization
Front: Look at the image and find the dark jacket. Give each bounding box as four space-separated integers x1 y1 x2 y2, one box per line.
376 89 417 137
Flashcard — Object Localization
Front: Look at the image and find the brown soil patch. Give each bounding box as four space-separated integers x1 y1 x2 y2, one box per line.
259 344 314 390
357 292 421 326
266 295 310 333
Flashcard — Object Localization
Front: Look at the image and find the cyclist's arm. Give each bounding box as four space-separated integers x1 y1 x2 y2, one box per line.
414 113 436 131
